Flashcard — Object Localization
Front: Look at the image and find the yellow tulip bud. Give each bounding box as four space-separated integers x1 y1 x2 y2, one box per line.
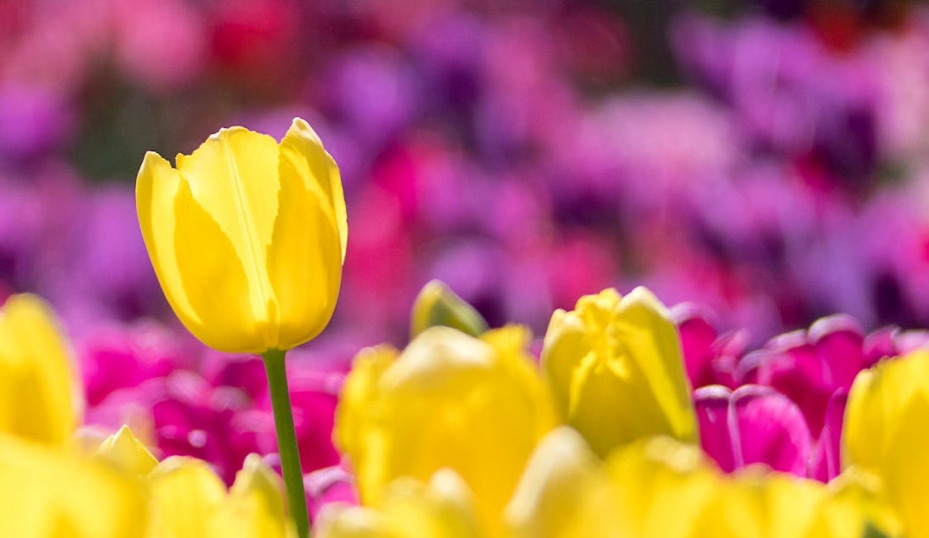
410 280 488 339
844 350 929 538
541 287 697 459
335 326 559 534
95 425 158 476
136 118 347 354
0 294 80 446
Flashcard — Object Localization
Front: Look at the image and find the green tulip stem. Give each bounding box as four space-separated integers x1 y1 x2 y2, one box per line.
262 348 310 538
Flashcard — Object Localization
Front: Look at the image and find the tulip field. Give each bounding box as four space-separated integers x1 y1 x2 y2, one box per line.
3 0 929 536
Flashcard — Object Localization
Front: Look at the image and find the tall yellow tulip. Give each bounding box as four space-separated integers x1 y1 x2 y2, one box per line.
136 117 347 354
137 118 347 538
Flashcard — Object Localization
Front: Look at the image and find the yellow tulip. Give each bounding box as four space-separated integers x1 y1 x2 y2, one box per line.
0 294 80 446
541 287 697 459
844 350 929 538
335 326 559 534
136 118 347 354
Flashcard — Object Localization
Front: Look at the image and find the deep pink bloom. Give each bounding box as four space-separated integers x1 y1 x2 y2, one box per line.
695 384 811 476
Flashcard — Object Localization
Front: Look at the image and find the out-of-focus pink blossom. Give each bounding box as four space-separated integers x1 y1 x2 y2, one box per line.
695 384 812 477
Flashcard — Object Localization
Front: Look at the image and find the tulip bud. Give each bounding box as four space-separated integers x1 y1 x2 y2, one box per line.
541 287 698 459
95 425 158 476
410 280 488 339
136 118 347 354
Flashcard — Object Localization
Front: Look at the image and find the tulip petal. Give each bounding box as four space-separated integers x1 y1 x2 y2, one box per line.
172 180 261 352
879 393 929 538
0 295 78 445
809 390 847 482
279 118 348 262
137 151 201 328
843 352 929 471
606 437 719 538
615 287 698 443
541 308 589 421
95 424 158 476
694 385 737 472
505 427 600 538
267 136 343 349
732 386 811 476
214 454 293 538
177 127 282 340
148 456 228 538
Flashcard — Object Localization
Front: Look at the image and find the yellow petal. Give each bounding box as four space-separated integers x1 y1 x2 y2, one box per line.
0 294 79 445
615 288 697 442
877 393 929 538
334 345 398 462
213 454 294 538
267 129 343 349
279 118 347 261
171 179 263 352
147 457 228 538
843 351 929 471
812 467 902 538
137 151 200 336
504 427 601 538
605 436 718 538
0 432 148 538
338 326 558 534
95 425 158 476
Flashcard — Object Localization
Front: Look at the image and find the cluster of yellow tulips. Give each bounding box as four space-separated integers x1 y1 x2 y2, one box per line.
4 119 929 537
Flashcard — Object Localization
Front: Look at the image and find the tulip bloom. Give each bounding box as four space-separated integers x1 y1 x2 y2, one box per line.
0 294 80 446
541 287 698 458
335 326 559 534
136 118 347 354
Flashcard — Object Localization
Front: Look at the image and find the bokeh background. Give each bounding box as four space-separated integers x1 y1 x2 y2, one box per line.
5 0 929 474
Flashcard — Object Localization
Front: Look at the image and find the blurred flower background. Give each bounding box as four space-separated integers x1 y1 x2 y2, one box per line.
3 0 929 490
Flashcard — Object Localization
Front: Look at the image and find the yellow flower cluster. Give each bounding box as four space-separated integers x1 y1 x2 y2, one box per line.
320 284 927 538
0 294 295 538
